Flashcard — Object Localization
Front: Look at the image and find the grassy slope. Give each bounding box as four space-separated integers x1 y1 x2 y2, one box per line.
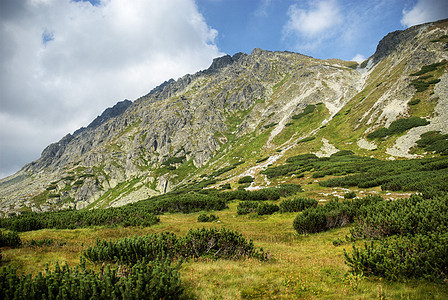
2 200 447 299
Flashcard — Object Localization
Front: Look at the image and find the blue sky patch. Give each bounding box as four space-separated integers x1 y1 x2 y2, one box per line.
42 29 54 46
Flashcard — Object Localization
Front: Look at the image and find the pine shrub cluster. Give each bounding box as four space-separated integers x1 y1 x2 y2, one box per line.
0 258 183 300
344 194 448 280
236 201 260 215
0 206 159 232
0 230 21 248
222 184 301 201
83 228 268 264
256 203 280 215
197 213 218 222
415 131 448 155
279 197 317 212
367 117 429 139
293 196 383 234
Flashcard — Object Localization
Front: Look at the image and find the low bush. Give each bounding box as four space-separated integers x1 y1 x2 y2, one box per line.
83 228 268 264
344 194 448 281
415 131 448 155
0 206 160 232
366 127 389 139
408 99 421 105
293 207 327 234
0 230 21 248
344 191 356 199
279 197 317 212
238 176 254 184
197 214 218 222
292 104 316 120
297 136 316 144
345 232 448 281
256 203 279 215
410 61 446 76
220 183 231 190
222 184 301 202
0 258 184 300
237 201 259 215
367 117 429 139
162 155 186 166
211 165 235 177
256 157 269 163
293 196 384 234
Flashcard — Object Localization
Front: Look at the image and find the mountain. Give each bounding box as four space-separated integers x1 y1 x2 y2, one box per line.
1 19 447 215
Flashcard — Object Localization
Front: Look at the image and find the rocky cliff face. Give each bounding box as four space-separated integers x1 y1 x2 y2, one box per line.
1 19 447 215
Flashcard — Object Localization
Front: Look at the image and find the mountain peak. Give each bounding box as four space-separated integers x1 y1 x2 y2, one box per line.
1 20 448 214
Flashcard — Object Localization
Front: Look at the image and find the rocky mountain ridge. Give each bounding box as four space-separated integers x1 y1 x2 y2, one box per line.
1 19 447 215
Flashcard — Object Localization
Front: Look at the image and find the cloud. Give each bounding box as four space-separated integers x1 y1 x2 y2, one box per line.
401 0 448 27
254 0 272 17
283 0 343 38
0 0 222 178
351 54 366 62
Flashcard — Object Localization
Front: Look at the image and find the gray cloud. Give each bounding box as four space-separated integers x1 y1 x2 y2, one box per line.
401 0 448 27
0 0 222 178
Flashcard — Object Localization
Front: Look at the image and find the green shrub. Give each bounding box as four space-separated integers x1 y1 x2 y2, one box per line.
264 123 278 129
367 117 429 139
388 117 429 135
0 205 160 232
152 194 227 214
408 99 421 105
416 131 448 155
292 104 316 119
197 214 218 222
285 153 318 163
84 228 268 264
344 191 356 199
238 176 254 184
293 196 383 235
220 183 231 190
256 157 269 163
279 197 317 212
345 232 448 281
331 150 354 157
297 136 315 144
0 259 184 300
293 207 327 234
344 194 448 281
318 156 448 195
366 127 388 139
237 201 259 215
256 203 279 215
162 155 186 166
211 165 236 177
350 194 448 239
0 230 21 248
410 61 446 76
197 214 209 222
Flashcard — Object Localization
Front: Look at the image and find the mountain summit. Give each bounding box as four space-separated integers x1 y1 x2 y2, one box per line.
1 19 447 215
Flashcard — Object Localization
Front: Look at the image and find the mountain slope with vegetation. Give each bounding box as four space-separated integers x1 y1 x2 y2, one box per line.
1 20 448 213
1 19 448 299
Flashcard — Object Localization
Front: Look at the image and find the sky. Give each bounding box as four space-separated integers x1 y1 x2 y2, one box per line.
1 0 447 178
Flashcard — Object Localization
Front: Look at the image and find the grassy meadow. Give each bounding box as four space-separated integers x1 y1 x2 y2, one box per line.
2 199 447 299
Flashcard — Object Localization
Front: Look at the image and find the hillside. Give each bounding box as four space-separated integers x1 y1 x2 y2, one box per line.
1 19 448 215
1 19 448 300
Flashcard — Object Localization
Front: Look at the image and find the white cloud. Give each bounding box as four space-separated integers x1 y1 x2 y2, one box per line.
0 0 222 177
254 0 272 17
401 0 448 27
283 0 343 38
351 54 366 62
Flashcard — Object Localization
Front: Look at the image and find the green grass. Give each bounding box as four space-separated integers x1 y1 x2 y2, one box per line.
2 199 447 299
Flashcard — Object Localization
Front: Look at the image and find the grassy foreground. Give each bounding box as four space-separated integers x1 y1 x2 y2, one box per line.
1 201 447 299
